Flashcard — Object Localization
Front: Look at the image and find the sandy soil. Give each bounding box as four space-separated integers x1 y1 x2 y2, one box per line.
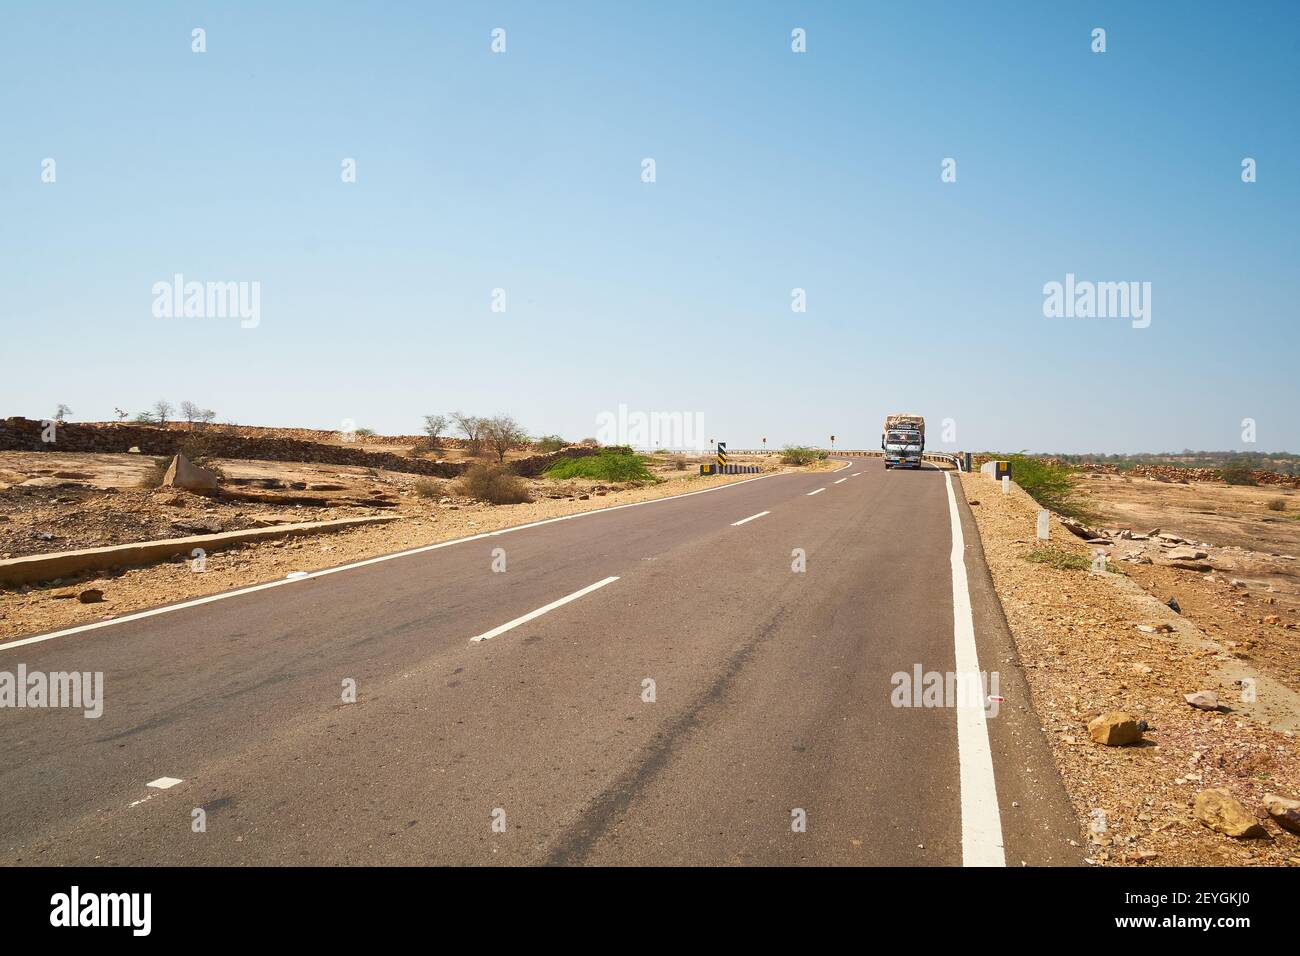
0 452 829 641
1077 473 1300 697
961 471 1300 866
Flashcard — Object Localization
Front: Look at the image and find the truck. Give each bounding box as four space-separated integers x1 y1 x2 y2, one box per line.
882 414 925 469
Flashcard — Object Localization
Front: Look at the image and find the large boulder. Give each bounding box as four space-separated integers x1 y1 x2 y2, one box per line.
1263 793 1300 834
1088 711 1144 746
162 453 219 492
1193 789 1269 839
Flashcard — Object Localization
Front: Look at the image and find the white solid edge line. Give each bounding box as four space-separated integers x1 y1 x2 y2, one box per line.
2 468 795 653
469 576 619 644
730 511 770 526
806 488 826 496
945 472 1006 867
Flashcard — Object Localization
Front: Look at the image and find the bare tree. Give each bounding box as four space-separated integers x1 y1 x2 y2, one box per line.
113 407 128 421
451 411 486 456
54 404 72 421
198 408 217 427
482 415 529 465
180 400 202 425
152 399 174 424
423 414 449 447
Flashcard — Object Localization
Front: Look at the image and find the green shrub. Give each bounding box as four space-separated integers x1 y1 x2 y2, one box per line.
672 455 687 471
456 463 531 504
1002 454 1089 519
544 451 655 482
1022 548 1092 571
533 435 568 453
1266 497 1287 512
780 445 824 465
1221 466 1258 486
414 478 440 498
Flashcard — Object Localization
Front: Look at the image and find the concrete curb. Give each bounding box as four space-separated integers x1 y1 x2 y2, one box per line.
0 516 401 588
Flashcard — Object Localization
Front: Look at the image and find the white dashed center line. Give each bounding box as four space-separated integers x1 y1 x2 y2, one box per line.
731 511 770 526
834 478 848 484
146 777 183 790
806 488 826 496
470 576 620 644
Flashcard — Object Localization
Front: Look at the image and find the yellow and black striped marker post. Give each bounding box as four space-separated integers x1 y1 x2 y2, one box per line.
717 442 727 469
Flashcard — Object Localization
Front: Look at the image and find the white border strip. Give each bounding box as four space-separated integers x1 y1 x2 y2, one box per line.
3 468 799 653
469 576 619 644
945 472 1006 867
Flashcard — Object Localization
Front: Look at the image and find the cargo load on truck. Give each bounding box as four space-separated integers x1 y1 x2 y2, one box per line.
882 414 925 469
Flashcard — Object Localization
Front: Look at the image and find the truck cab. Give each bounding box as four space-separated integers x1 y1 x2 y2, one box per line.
882 416 925 469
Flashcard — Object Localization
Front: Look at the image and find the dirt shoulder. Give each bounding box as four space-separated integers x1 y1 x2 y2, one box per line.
960 471 1300 867
0 454 831 641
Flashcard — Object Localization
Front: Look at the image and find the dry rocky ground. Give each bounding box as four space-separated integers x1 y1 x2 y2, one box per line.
0 449 825 639
962 470 1300 867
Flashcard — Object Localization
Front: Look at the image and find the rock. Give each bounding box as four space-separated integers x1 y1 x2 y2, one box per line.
127 446 141 453
1262 793 1300 834
1061 518 1099 540
307 483 348 491
1168 561 1213 573
1088 711 1144 746
1166 596 1181 613
17 477 75 489
248 513 301 528
1184 690 1219 710
1264 614 1281 625
162 453 219 492
1193 789 1269 839
1167 546 1208 561
1136 623 1174 634
77 588 104 603
170 517 224 535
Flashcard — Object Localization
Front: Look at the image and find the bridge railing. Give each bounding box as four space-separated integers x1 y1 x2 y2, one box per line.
721 449 967 471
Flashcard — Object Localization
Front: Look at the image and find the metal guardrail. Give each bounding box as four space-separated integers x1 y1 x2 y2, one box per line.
723 449 967 471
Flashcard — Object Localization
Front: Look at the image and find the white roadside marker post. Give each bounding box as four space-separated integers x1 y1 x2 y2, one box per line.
1001 475 1009 495
1036 509 1049 541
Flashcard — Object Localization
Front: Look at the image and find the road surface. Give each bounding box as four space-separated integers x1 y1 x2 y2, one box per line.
0 459 1081 865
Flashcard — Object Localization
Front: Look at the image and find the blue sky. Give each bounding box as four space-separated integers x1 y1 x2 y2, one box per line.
2 1 1296 453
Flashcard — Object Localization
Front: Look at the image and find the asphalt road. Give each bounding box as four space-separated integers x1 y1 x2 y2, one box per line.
0 459 1082 866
